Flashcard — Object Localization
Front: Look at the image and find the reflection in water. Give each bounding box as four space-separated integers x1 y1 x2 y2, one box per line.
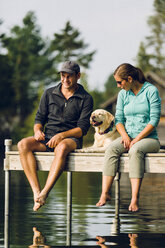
128 234 138 248
95 234 131 247
1 171 165 247
95 233 139 247
28 229 165 248
90 233 165 248
29 227 50 248
28 228 139 248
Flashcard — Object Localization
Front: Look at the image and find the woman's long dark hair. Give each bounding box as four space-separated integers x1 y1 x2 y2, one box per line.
114 63 146 84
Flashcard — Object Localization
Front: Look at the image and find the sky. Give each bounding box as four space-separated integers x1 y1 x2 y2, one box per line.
1 0 154 90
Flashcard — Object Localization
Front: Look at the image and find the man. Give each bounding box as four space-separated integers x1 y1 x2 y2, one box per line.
18 61 93 211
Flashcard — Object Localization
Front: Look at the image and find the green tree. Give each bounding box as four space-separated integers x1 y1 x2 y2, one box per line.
90 89 104 110
50 21 96 69
79 72 89 91
104 73 120 100
136 42 153 72
12 85 44 142
136 0 165 75
0 11 56 124
0 12 97 144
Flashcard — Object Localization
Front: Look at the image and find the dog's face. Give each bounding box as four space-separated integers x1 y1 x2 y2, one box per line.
90 109 114 130
88 109 119 149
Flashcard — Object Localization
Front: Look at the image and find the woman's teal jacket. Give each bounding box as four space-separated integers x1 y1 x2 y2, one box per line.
115 82 161 139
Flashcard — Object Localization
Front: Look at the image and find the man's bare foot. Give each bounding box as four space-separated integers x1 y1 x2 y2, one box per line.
33 201 42 212
33 192 41 211
36 191 47 206
96 193 111 207
128 198 139 212
33 191 47 212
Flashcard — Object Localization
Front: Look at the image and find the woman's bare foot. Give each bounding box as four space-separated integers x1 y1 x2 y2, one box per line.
128 198 139 212
96 193 111 207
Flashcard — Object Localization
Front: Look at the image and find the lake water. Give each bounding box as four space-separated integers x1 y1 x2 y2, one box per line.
1 165 165 247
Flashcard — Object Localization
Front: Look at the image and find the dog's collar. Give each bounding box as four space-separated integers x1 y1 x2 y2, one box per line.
99 121 114 135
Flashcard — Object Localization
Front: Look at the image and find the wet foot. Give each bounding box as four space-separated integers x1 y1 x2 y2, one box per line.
128 198 139 212
96 193 111 207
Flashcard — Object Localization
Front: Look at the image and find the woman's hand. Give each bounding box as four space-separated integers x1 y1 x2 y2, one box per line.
116 123 131 150
121 135 132 150
129 124 154 149
129 137 140 149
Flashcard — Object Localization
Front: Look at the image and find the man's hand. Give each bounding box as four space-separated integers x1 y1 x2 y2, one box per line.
46 133 64 148
34 130 45 141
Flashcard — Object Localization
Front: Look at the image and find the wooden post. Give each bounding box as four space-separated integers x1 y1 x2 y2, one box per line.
111 172 120 235
4 139 12 248
115 172 120 216
66 171 72 246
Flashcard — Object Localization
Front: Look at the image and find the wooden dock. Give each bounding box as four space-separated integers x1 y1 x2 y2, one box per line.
4 149 165 173
3 139 165 247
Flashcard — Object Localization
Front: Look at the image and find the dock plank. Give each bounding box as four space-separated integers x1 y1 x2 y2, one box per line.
4 150 165 173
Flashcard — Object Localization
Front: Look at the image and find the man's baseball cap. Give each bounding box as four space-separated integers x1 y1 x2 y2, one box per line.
59 61 80 74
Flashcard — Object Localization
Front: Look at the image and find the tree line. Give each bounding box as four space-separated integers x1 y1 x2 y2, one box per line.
0 0 165 147
0 11 117 145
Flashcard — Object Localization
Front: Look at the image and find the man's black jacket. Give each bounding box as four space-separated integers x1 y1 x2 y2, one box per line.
35 83 93 139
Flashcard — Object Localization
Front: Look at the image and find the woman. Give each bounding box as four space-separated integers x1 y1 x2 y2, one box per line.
96 63 161 211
